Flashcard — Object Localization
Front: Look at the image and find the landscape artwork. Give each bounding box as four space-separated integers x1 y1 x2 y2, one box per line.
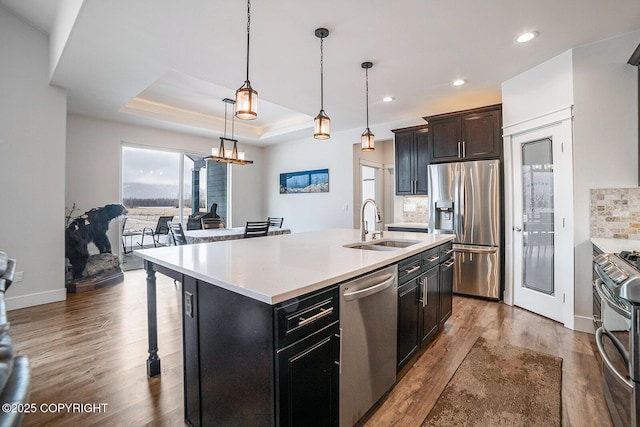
280 169 329 194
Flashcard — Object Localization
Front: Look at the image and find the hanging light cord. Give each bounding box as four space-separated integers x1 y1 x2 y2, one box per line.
223 102 228 138
365 67 370 128
245 0 251 82
231 101 236 138
320 36 325 110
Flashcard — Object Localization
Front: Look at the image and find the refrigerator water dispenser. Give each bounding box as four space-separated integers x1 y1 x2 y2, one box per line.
434 200 454 232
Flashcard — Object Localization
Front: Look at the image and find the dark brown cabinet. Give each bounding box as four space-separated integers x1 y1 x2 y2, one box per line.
439 242 454 329
396 242 454 372
276 322 339 427
426 104 502 163
397 276 420 370
183 277 339 427
419 266 439 347
275 287 339 427
393 125 429 195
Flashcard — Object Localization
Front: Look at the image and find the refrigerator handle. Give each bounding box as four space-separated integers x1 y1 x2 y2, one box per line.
455 167 465 240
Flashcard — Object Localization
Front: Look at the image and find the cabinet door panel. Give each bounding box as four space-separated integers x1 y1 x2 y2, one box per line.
420 267 439 347
277 322 339 427
439 259 454 328
415 131 430 194
397 280 420 370
395 131 415 194
461 110 501 159
430 118 461 162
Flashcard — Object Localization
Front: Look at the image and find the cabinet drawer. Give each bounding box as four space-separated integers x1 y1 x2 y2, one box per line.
398 254 422 283
439 241 453 261
275 286 339 350
422 247 440 270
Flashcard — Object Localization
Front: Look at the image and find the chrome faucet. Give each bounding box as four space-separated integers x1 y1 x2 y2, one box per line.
360 198 382 241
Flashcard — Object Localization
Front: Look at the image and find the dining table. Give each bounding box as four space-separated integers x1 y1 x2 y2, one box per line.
183 226 291 244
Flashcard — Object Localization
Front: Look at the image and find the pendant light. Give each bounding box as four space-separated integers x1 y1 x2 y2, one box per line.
235 0 258 120
361 61 375 151
206 98 254 165
314 28 330 140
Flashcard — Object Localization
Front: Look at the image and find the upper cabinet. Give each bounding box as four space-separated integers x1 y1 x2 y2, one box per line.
393 125 429 195
425 104 502 163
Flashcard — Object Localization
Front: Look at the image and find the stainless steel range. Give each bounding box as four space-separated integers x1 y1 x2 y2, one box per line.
593 251 640 427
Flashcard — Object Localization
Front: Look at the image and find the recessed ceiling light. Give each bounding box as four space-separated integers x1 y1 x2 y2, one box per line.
516 31 538 43
452 79 465 86
382 96 394 102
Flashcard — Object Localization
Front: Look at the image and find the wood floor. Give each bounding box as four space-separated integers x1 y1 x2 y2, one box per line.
8 269 611 426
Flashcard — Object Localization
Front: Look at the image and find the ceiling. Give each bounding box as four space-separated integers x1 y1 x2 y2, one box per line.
3 0 640 146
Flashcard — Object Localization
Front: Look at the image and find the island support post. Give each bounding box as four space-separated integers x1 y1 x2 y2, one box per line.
145 260 161 377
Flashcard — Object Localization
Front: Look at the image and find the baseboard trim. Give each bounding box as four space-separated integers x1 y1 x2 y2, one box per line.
5 289 67 311
573 315 595 334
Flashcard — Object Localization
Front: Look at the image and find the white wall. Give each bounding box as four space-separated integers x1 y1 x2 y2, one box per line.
0 7 68 309
229 144 263 227
502 50 574 127
572 30 640 328
50 0 84 78
264 118 421 233
67 114 264 250
502 32 640 331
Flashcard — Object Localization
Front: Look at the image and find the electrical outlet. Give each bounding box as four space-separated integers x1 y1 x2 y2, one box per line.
342 204 349 211
14 271 24 282
403 203 417 213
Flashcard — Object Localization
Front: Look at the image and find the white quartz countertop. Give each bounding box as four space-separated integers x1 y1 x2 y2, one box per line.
135 228 453 305
591 238 640 253
385 223 428 229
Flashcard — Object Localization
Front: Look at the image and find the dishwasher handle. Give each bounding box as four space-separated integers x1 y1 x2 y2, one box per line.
342 274 395 301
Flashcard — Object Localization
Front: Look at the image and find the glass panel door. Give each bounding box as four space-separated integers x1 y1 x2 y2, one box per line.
521 138 554 294
511 116 573 326
122 146 181 246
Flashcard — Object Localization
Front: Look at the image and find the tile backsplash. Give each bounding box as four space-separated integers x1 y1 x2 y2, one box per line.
399 196 429 223
590 188 640 240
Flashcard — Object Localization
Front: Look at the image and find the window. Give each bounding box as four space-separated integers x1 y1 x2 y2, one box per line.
121 145 228 243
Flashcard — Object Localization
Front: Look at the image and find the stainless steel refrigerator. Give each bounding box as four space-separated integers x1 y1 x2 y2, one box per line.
428 160 500 299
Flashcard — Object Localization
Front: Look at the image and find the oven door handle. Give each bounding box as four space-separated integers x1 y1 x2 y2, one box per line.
595 327 634 391
594 278 631 319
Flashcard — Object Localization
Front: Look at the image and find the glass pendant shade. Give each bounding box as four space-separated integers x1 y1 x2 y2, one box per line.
361 128 375 151
235 81 258 120
314 109 331 140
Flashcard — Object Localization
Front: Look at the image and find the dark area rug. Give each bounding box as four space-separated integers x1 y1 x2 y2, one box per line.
423 337 562 426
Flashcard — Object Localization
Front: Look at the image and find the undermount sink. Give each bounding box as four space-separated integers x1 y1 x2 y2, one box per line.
344 239 421 251
369 240 420 248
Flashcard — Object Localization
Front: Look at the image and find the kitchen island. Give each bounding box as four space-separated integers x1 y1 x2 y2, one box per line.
135 228 454 426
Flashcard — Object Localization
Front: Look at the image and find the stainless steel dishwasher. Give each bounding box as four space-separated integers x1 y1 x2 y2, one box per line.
339 264 398 427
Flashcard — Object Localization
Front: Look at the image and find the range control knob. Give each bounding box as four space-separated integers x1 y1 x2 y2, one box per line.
594 254 609 266
614 272 629 284
610 270 629 284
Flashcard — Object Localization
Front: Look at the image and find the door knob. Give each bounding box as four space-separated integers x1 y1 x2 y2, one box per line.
513 226 522 232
